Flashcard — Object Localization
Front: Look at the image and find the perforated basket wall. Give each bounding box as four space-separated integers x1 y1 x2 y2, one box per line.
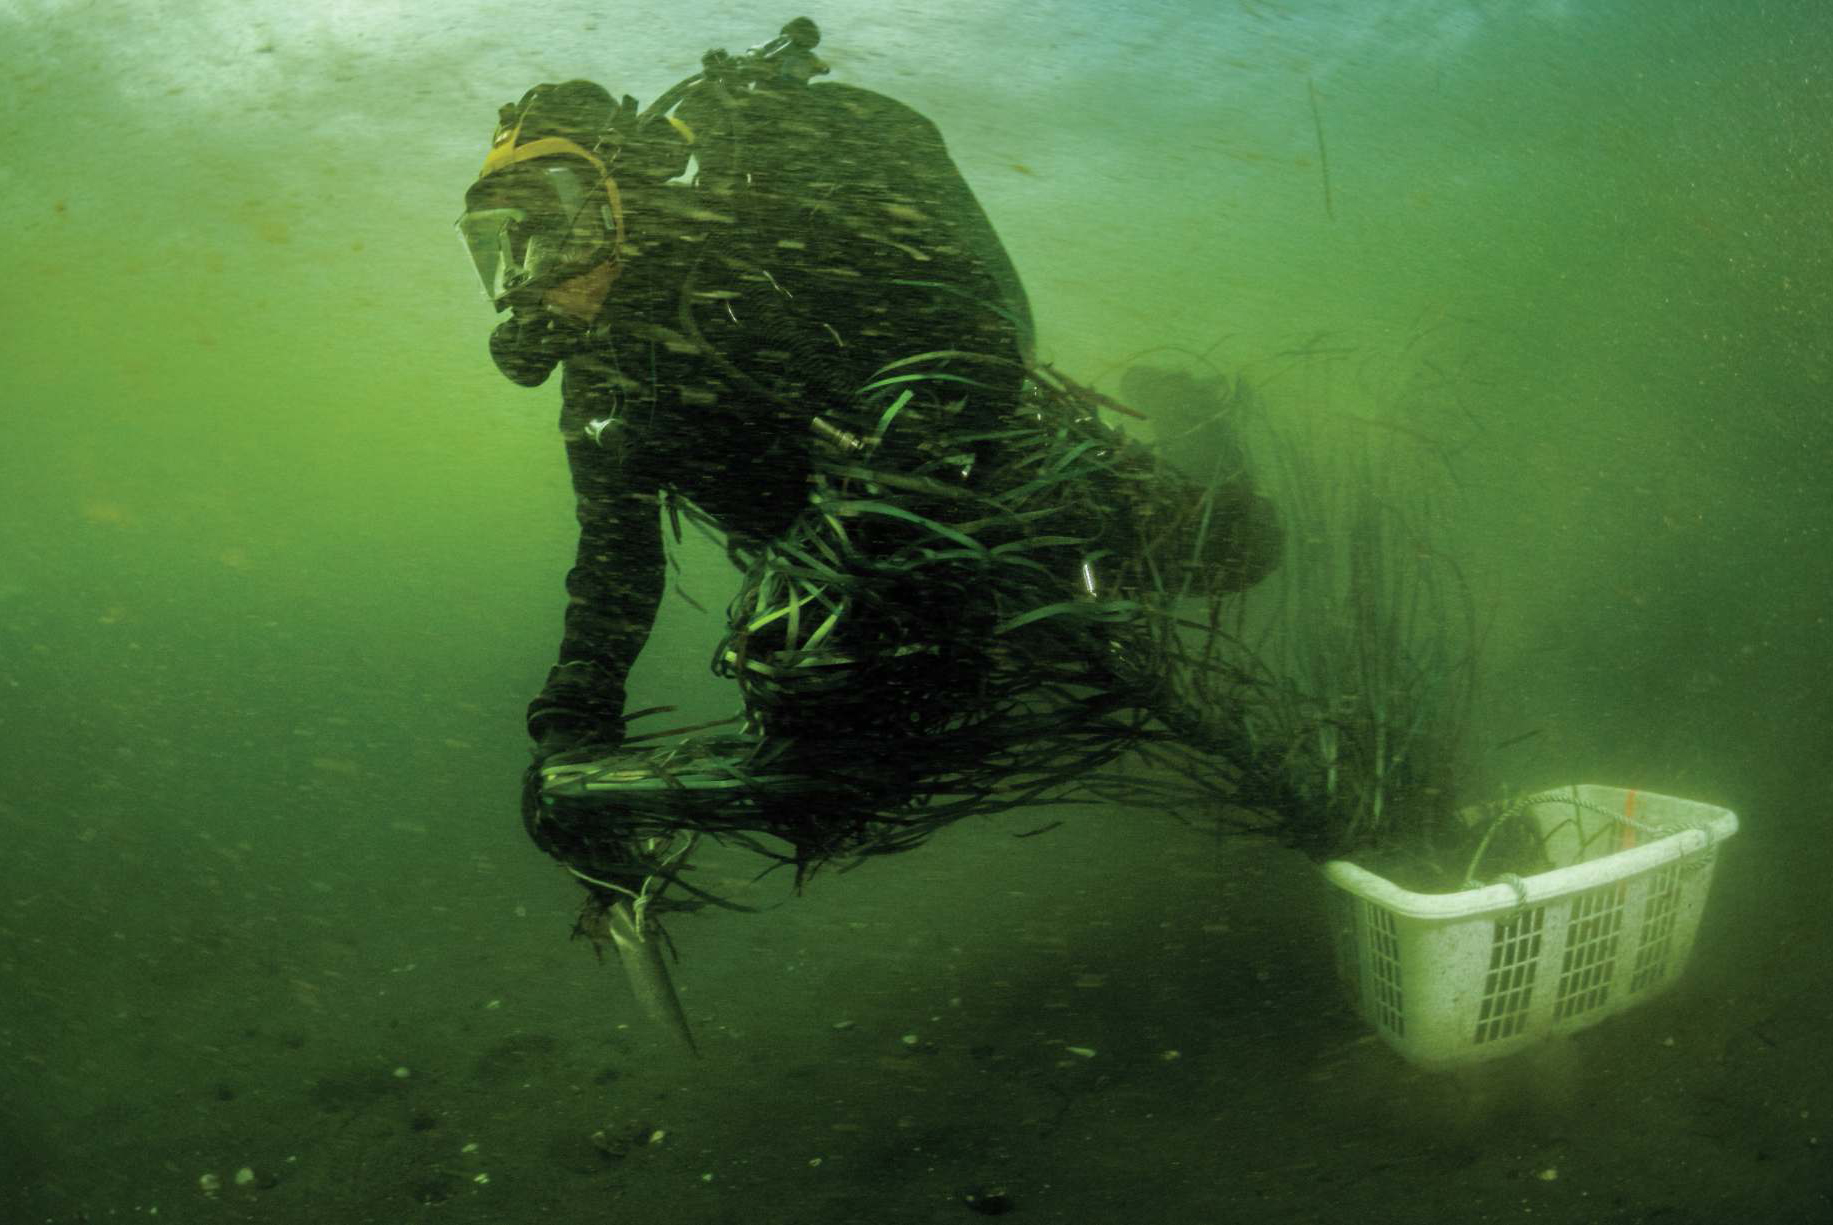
1325 785 1738 1068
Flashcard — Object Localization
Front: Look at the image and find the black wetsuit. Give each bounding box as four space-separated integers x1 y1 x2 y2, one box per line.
489 82 1034 754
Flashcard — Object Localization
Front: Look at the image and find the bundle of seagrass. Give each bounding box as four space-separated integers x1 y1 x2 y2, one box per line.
532 329 1502 915
530 352 1306 909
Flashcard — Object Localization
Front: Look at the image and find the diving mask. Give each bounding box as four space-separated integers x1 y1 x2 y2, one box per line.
457 140 625 311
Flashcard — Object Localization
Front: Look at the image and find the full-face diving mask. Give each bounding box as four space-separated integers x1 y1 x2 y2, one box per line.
457 136 625 312
459 19 831 312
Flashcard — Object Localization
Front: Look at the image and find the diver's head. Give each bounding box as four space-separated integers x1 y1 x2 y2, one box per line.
458 80 683 318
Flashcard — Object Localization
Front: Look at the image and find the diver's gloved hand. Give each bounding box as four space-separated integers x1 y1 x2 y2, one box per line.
532 719 627 766
489 306 591 388
1201 485 1283 595
518 761 644 896
527 660 627 765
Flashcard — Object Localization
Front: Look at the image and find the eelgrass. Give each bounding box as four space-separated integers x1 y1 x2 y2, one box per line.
531 352 1296 905
1200 351 1491 876
533 344 1490 906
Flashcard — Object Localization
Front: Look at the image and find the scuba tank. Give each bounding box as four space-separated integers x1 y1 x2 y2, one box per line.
634 17 830 193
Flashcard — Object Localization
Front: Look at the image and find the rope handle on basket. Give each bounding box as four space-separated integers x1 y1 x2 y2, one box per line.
1497 873 1530 909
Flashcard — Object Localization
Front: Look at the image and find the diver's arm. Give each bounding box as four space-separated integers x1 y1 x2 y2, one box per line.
528 443 668 754
1205 481 1284 595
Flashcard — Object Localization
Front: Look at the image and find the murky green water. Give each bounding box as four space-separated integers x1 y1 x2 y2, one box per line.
4 2 1830 1220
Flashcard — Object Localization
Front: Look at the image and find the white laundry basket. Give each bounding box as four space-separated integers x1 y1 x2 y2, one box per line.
1324 785 1738 1069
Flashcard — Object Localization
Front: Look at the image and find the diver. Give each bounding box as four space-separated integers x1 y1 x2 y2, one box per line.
457 19 1283 918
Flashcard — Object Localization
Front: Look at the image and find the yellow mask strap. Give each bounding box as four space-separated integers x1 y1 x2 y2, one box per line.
477 134 609 180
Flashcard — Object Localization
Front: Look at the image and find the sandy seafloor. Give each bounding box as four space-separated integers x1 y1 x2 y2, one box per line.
5 772 1823 1225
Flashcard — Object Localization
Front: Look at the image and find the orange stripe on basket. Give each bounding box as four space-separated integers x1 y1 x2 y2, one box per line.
1620 788 1640 852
